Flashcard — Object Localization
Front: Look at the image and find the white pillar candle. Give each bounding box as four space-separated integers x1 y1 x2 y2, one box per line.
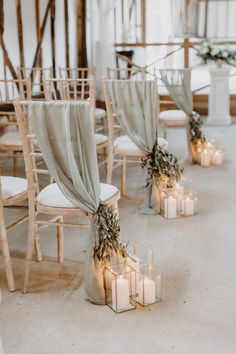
211 150 223 165
200 149 211 167
164 195 177 219
139 278 156 305
112 276 130 311
181 196 194 216
127 255 140 295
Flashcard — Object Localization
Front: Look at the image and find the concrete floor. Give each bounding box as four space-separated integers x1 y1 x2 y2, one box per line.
0 121 236 354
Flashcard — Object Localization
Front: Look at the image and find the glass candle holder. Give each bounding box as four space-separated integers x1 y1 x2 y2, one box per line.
126 241 153 296
180 190 198 216
104 263 137 314
200 146 211 167
160 188 179 219
211 148 224 166
137 264 162 307
126 240 153 269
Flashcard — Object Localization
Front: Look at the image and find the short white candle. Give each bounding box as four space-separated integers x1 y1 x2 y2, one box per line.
139 277 156 305
211 150 223 165
200 149 211 167
112 276 130 311
181 196 194 216
164 195 177 219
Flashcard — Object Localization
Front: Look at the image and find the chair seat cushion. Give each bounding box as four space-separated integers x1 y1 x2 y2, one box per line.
37 183 119 208
1 176 27 199
114 135 168 155
159 110 187 121
95 108 106 120
95 133 108 145
0 131 22 150
114 136 143 155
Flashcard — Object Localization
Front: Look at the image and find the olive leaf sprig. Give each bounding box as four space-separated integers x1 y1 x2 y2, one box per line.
141 141 183 188
94 203 127 265
189 112 205 143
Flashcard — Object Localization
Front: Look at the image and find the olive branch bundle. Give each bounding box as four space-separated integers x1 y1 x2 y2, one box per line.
94 203 127 265
141 141 183 187
189 112 205 143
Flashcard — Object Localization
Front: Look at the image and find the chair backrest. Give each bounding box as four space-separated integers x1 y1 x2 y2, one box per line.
103 79 158 140
17 67 53 96
58 67 96 80
0 79 31 103
43 78 96 129
107 67 146 80
14 99 95 205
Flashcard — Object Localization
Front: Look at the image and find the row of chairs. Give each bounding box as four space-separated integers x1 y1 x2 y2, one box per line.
0 69 187 294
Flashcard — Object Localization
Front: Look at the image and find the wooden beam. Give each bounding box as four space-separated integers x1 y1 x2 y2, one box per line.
16 0 25 68
50 0 56 77
141 0 146 43
32 0 53 68
76 0 87 67
35 0 42 66
0 0 18 79
184 38 189 68
64 0 69 67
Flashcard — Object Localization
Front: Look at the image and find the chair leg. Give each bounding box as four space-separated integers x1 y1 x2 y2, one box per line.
22 204 36 294
106 142 113 184
56 216 63 264
13 152 17 177
34 233 42 262
121 157 126 196
0 215 15 292
110 202 119 217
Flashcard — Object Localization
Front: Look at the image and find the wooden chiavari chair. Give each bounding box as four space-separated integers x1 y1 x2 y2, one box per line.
103 79 168 195
14 100 120 293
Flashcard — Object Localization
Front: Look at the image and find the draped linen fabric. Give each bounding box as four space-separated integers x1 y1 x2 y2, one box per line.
108 80 158 154
29 101 105 304
160 69 193 116
108 80 158 213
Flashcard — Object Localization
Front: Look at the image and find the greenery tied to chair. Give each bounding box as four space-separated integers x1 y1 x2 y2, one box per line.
189 111 206 163
94 203 127 264
141 140 183 189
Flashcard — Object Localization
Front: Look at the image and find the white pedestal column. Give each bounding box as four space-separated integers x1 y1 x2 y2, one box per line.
207 66 231 126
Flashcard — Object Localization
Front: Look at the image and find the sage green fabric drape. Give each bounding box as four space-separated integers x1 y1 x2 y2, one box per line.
108 80 158 154
108 80 158 213
29 101 105 304
160 69 193 116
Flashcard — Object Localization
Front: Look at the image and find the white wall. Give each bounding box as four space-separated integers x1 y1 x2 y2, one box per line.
0 0 78 79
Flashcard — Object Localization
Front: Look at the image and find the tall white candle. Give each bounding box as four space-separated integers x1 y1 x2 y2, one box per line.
164 195 177 219
112 276 130 311
139 278 156 305
200 149 211 167
181 196 194 216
